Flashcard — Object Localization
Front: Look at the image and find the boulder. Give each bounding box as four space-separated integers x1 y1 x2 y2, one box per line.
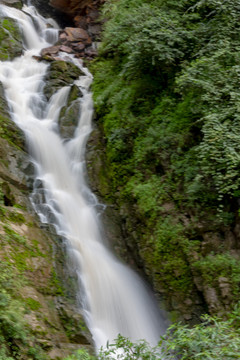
59 85 82 139
0 18 22 60
60 44 73 53
1 0 22 9
64 27 91 44
41 45 60 57
44 60 84 99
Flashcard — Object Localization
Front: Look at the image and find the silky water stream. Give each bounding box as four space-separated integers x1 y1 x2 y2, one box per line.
0 2 167 351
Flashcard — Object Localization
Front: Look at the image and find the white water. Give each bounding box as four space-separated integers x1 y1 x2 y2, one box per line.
0 2 167 350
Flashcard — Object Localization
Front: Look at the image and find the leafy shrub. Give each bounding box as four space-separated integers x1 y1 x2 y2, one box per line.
161 309 240 359
64 307 240 360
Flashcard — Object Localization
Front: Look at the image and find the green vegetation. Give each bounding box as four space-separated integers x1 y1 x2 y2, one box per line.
64 305 240 359
0 18 22 60
0 83 25 149
64 349 95 360
91 0 240 311
0 261 48 360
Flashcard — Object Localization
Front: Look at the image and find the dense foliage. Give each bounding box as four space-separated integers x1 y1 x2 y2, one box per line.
91 0 240 312
65 304 240 359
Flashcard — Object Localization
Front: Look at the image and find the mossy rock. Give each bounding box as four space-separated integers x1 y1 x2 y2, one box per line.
59 85 82 138
0 84 25 149
57 300 92 345
2 0 23 9
0 18 22 60
44 60 84 100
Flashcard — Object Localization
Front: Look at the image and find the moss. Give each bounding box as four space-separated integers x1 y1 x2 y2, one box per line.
7 211 25 224
0 205 6 218
44 60 84 99
41 269 64 296
13 204 27 211
0 18 22 60
0 85 25 149
25 297 42 311
0 261 48 359
68 84 81 102
4 224 27 245
193 253 240 301
139 216 194 294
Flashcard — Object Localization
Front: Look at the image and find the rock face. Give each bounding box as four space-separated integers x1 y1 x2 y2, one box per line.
86 122 240 324
32 0 103 58
33 0 104 60
49 0 104 21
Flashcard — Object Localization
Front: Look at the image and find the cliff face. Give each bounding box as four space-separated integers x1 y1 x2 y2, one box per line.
88 0 240 324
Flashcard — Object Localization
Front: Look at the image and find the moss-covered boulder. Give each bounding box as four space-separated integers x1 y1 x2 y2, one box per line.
59 84 82 138
2 0 23 9
0 84 25 150
44 60 84 100
0 18 22 60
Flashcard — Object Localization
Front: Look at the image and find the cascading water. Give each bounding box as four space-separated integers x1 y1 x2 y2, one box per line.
0 1 167 351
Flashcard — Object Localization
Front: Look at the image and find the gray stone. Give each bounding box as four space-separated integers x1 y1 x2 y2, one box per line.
1 0 22 9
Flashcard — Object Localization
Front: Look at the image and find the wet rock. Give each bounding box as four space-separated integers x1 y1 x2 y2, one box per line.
0 83 25 149
1 0 22 9
60 44 73 53
59 84 82 139
41 45 60 57
30 0 68 27
44 60 84 99
56 298 92 344
59 31 68 42
0 18 22 60
73 42 85 50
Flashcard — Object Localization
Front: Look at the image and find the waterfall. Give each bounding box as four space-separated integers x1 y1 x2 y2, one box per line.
0 2 167 351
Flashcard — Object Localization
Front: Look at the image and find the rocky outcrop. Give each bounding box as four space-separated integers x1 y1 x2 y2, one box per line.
39 27 97 61
43 60 84 99
0 17 22 60
86 122 240 324
31 0 102 61
49 0 104 23
1 0 22 9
